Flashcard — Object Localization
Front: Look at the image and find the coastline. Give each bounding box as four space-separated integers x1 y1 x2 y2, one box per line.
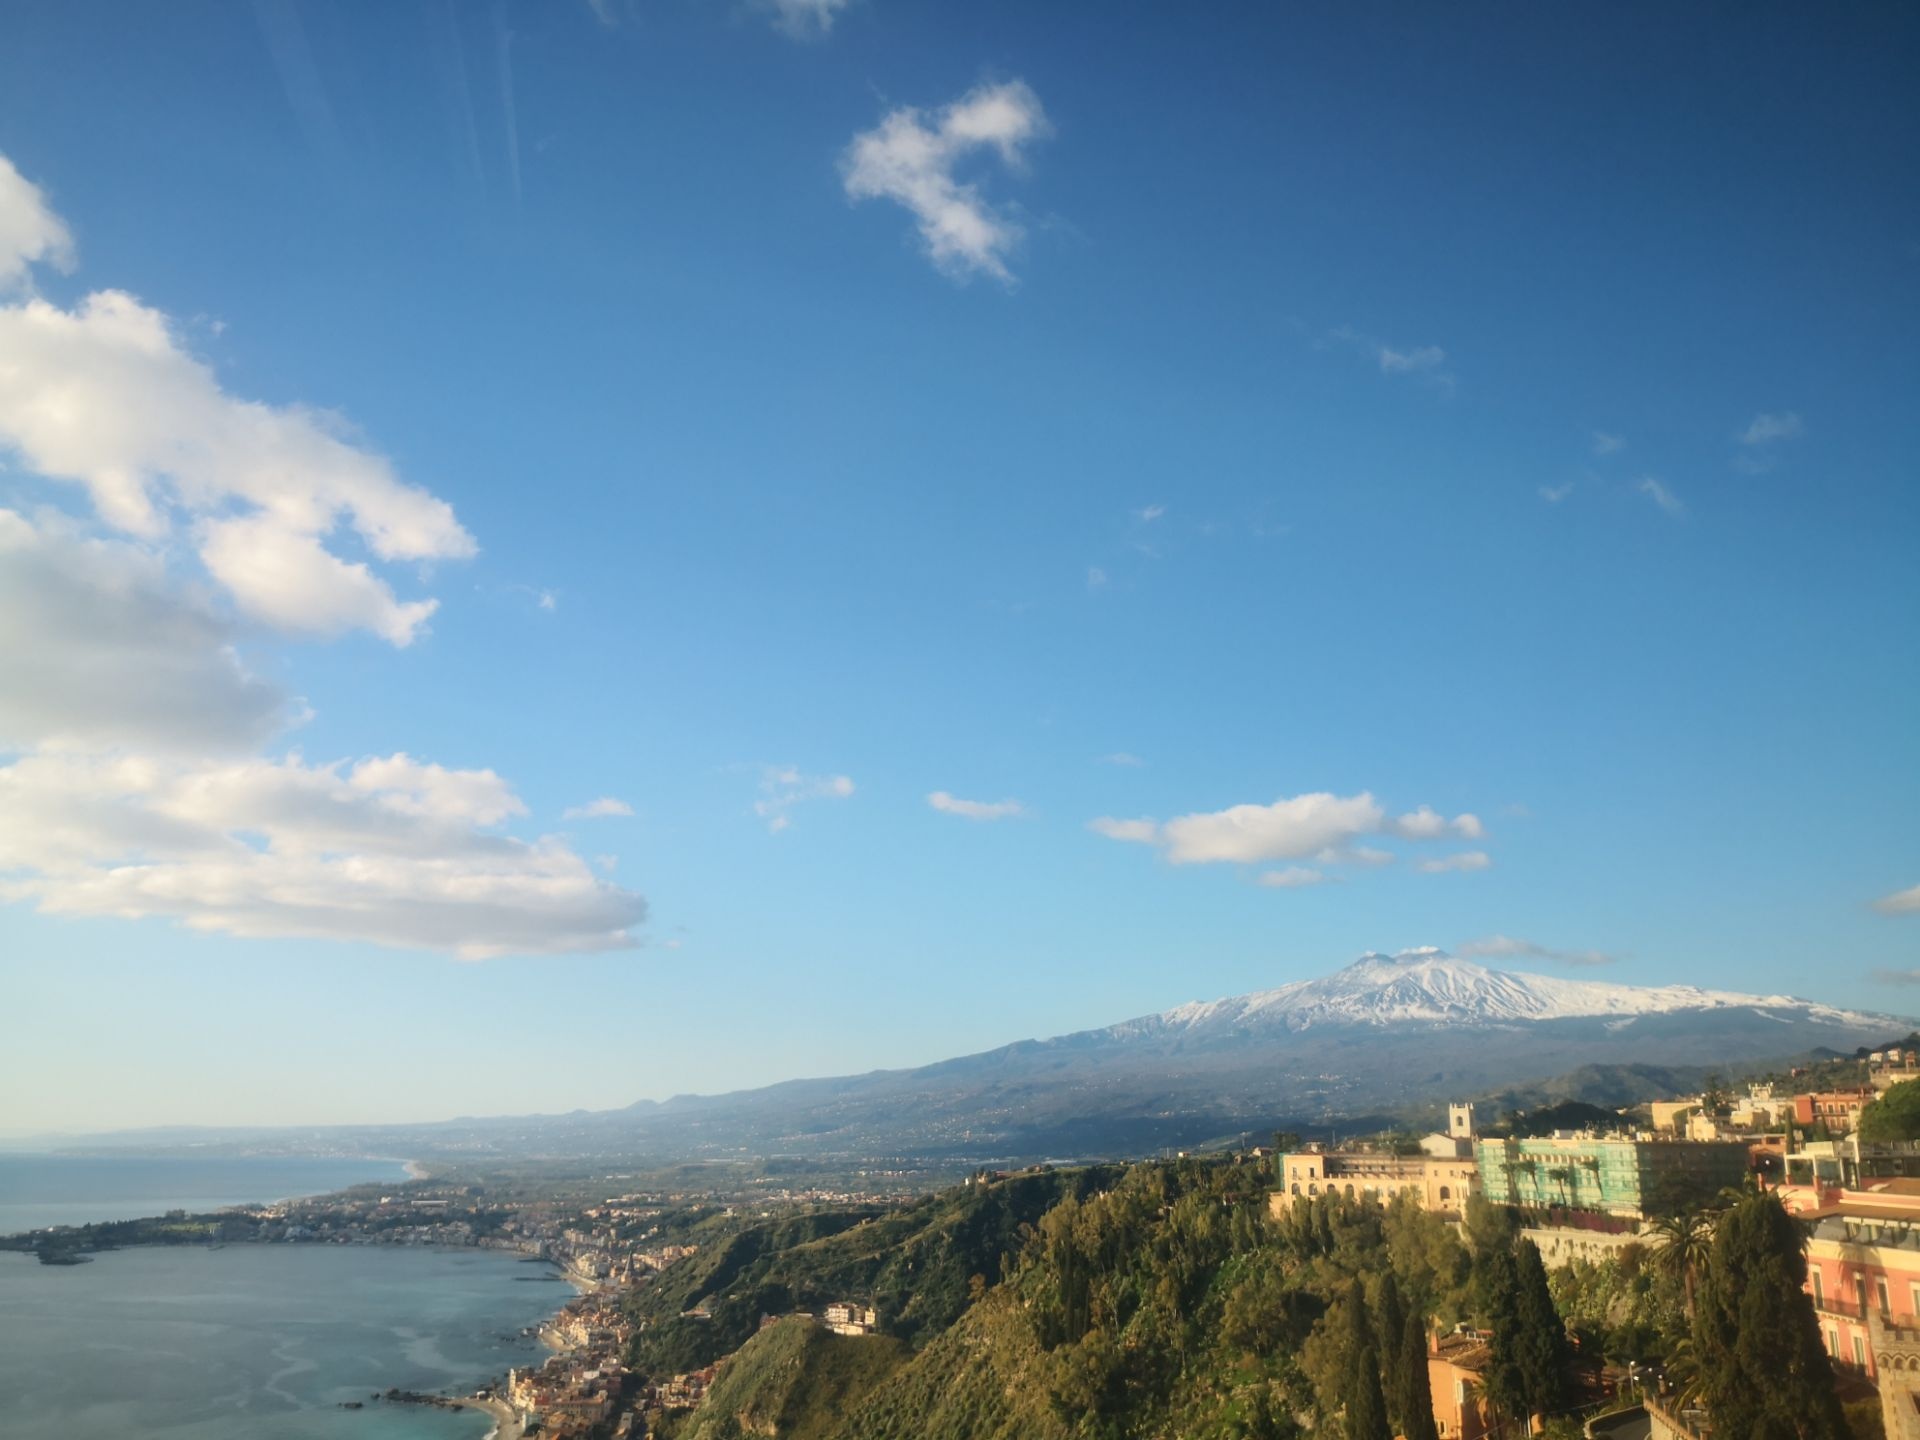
449 1393 525 1440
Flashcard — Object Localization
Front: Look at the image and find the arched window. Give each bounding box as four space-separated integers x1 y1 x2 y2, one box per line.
1290 1183 1301 1195
1308 1184 1318 1195
1439 1185 1452 1202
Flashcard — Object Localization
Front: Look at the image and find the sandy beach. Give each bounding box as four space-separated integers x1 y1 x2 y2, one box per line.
451 1394 524 1440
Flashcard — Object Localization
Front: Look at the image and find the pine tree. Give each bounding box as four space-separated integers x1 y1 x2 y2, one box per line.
1398 1306 1441 1440
1376 1269 1408 1432
1513 1238 1571 1424
1693 1191 1847 1440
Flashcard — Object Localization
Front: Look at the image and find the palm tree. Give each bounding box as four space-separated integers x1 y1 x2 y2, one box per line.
1547 1166 1575 1207
1648 1208 1715 1322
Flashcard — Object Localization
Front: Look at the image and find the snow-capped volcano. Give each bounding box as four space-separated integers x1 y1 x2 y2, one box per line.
1145 947 1896 1034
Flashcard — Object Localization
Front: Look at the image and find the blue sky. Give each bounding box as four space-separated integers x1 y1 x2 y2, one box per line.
0 1 1915 1132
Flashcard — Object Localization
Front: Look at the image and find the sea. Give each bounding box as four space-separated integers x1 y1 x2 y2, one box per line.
0 1156 572 1438
0 1152 413 1234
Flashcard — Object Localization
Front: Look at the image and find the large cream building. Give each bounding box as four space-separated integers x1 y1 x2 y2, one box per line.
1271 1135 1480 1218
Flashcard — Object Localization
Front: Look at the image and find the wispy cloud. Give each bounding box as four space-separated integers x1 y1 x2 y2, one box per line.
494 1 522 206
767 0 852 38
1740 411 1804 447
1326 326 1455 393
1134 503 1166 523
1086 565 1109 592
1378 343 1447 376
1874 883 1920 916
755 766 855 833
842 80 1050 283
1258 866 1325 889
1735 411 1804 473
1414 851 1492 874
564 796 633 820
1637 476 1684 517
1539 482 1575 503
928 790 1025 821
1592 431 1625 456
1097 752 1145 768
1459 934 1616 967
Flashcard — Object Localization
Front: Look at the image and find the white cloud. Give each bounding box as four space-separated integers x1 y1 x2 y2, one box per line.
1539 482 1575 503
0 154 74 293
1157 792 1387 864
0 287 475 644
1379 344 1446 375
1415 851 1492 874
1258 866 1324 889
0 149 646 960
754 766 854 832
1096 752 1145 768
927 790 1024 821
1326 326 1455 393
0 750 645 958
842 80 1050 282
0 508 290 754
1591 431 1625 456
1086 566 1108 591
1091 791 1490 871
1389 806 1483 841
1876 884 1920 916
564 797 634 820
1740 411 1804 447
767 0 851 37
1458 934 1615 967
1637 476 1684 517
1134 504 1166 523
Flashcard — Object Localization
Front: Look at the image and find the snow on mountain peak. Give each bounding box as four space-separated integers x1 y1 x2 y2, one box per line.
1149 947 1890 1034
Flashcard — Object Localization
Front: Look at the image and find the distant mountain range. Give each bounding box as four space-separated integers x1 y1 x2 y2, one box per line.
28 949 1914 1164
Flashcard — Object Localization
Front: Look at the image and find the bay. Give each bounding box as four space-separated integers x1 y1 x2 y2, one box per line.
0 1153 412 1234
0 1243 573 1439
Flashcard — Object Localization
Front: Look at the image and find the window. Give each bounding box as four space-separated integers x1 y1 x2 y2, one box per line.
1829 1327 1839 1356
1813 1271 1824 1307
1852 1334 1866 1369
1879 1278 1892 1317
1909 1282 1920 1317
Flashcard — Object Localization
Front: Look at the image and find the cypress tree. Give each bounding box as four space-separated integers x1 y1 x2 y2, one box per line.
1376 1270 1408 1430
1479 1245 1529 1428
1341 1278 1392 1440
1513 1238 1572 1423
1398 1306 1441 1440
1693 1191 1847 1440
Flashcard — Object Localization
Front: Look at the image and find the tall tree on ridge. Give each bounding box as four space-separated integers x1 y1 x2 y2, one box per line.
1693 1191 1847 1440
1341 1277 1392 1440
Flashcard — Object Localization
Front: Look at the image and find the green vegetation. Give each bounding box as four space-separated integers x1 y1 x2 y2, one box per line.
626 1167 1122 1378
640 1156 1598 1440
1858 1079 1920 1142
672 1319 910 1440
1692 1191 1847 1440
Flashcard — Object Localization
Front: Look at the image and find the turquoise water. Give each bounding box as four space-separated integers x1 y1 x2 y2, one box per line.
0 1154 413 1233
0 1244 572 1438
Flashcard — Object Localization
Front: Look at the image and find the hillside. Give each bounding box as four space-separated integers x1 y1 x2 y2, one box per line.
674 1319 910 1440
644 1154 1576 1440
627 1166 1124 1378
